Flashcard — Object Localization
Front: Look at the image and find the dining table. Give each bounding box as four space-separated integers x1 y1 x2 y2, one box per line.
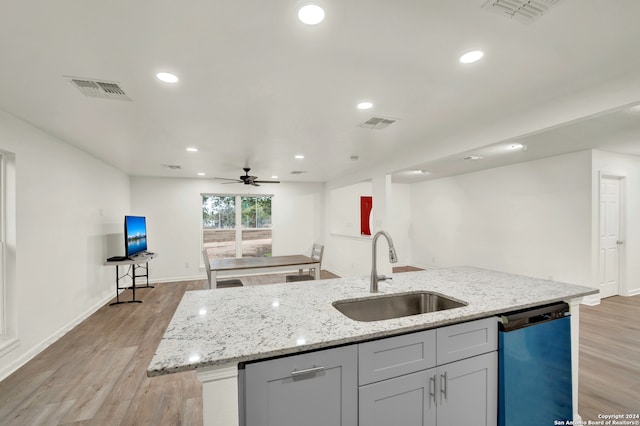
207 255 321 288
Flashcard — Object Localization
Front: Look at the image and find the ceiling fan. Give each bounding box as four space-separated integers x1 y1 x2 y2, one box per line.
214 167 280 186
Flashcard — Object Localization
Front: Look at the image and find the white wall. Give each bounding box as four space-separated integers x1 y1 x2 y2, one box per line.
591 150 640 297
129 177 325 282
325 180 411 277
409 151 593 286
389 183 411 268
329 181 372 236
0 110 130 380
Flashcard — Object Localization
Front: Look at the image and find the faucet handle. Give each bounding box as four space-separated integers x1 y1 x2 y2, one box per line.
378 275 392 282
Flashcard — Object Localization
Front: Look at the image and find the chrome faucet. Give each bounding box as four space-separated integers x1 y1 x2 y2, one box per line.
370 231 398 293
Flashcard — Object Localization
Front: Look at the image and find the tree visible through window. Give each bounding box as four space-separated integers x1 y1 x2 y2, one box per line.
202 194 272 259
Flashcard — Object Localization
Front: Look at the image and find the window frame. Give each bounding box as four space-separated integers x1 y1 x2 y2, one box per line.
201 193 274 261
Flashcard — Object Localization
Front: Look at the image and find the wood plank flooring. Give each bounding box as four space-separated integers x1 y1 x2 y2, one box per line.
0 271 338 426
578 295 640 421
0 274 636 425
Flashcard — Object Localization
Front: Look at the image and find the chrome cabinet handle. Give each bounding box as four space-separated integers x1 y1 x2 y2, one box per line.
290 365 325 377
440 372 448 403
429 374 437 406
617 240 624 245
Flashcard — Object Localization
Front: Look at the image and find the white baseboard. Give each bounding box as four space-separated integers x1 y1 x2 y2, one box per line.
323 266 350 279
625 288 640 297
149 275 204 284
411 263 435 270
0 291 114 382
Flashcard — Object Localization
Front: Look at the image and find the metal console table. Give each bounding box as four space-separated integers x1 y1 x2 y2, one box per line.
104 252 157 305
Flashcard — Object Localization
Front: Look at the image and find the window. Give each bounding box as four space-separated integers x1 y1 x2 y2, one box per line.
202 194 273 259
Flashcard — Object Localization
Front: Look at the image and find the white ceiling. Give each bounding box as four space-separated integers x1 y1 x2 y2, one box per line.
1 0 640 185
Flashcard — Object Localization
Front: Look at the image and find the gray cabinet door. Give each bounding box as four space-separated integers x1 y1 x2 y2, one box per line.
243 345 357 426
436 351 497 426
359 368 437 426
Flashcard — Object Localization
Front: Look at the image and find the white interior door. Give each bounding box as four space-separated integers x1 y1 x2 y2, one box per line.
598 176 622 298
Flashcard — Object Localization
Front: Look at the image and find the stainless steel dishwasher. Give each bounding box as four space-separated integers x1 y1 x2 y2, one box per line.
498 302 572 426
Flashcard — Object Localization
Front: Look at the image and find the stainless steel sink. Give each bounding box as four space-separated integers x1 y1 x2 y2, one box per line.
332 291 467 322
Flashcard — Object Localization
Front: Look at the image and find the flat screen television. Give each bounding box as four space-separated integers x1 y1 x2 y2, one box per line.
125 215 148 257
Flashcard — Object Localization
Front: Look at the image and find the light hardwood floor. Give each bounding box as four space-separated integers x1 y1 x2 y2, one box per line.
0 276 636 425
0 271 338 426
578 295 640 421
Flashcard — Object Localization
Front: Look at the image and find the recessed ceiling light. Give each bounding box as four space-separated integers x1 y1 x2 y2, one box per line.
295 154 305 159
357 101 373 110
186 147 198 152
197 172 206 176
298 4 325 25
508 143 524 150
459 50 484 64
271 175 278 179
156 72 179 83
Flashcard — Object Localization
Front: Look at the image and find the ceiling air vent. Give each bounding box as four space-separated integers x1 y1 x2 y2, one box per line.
161 164 182 170
290 170 308 175
359 117 396 130
481 0 563 24
68 77 132 101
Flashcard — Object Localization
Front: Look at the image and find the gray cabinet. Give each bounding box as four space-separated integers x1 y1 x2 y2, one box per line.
359 368 437 426
242 345 357 426
436 352 497 426
241 318 497 426
359 318 498 426
436 317 497 365
359 329 436 385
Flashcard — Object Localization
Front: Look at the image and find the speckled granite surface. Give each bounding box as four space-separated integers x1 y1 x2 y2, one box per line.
147 267 597 377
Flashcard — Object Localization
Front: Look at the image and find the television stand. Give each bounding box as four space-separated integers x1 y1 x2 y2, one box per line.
104 252 158 305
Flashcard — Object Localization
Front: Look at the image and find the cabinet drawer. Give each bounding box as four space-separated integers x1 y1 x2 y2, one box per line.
359 329 436 385
436 317 498 365
243 346 358 426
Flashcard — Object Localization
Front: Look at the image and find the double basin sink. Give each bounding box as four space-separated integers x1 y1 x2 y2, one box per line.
333 291 467 322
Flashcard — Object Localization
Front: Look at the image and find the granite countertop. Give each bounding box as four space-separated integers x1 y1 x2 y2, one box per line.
147 267 597 377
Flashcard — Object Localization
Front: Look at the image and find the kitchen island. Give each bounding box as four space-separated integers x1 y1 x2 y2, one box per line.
147 267 597 425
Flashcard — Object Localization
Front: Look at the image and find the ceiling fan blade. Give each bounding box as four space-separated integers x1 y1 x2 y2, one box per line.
253 180 280 184
214 177 243 182
218 167 281 186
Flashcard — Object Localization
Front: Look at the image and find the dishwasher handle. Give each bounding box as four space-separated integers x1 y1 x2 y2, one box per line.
500 302 569 332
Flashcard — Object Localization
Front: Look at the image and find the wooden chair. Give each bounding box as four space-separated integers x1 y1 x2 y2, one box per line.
285 243 324 283
202 249 243 289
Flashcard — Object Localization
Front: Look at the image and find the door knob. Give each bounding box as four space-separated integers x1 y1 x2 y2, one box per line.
616 240 624 245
